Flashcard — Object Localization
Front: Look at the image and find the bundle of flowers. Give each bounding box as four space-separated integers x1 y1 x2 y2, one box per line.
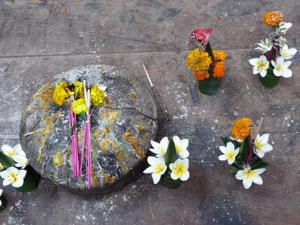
249 11 297 88
53 80 107 188
143 136 190 188
218 117 273 189
0 144 41 212
187 28 228 95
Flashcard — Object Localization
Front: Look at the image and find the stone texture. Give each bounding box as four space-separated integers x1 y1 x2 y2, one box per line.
0 0 299 225
20 65 158 193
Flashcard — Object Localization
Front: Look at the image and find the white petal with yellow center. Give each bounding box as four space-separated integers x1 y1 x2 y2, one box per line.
249 55 269 77
254 134 273 158
271 57 292 78
0 167 27 188
143 156 167 184
172 136 189 158
235 165 266 189
218 142 239 165
149 137 169 157
169 158 190 181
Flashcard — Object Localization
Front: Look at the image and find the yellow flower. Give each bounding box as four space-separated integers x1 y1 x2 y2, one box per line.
187 48 212 71
213 50 228 61
232 117 253 141
53 82 71 106
72 98 88 115
73 81 84 98
91 85 106 106
264 11 284 26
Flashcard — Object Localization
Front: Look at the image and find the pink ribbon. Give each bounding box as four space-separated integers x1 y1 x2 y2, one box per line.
69 102 80 177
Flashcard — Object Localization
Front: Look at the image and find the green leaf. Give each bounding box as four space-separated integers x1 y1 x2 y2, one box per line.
240 136 250 162
164 140 177 165
15 165 41 193
221 136 231 145
79 112 87 120
0 152 15 169
251 159 269 170
229 165 240 175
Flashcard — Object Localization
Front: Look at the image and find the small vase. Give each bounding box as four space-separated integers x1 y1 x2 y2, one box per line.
198 77 222 96
159 171 182 189
16 166 41 193
259 72 280 88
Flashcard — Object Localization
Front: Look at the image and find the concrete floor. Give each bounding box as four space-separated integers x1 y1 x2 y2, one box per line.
0 0 299 225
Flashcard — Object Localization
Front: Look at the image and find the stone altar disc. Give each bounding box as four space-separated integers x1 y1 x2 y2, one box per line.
20 65 158 194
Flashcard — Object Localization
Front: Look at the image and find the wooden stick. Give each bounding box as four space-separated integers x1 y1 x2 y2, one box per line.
142 64 170 121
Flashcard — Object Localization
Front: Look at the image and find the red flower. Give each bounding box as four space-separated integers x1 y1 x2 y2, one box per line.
189 28 213 45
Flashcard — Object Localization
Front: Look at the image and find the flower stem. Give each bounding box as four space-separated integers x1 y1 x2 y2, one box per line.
205 42 216 77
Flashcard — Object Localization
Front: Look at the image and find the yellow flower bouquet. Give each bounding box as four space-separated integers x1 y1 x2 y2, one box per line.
187 28 228 95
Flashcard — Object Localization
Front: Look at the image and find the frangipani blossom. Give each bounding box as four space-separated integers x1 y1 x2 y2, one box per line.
271 57 292 78
169 158 190 181
0 189 3 207
218 142 239 165
249 55 269 77
280 44 297 60
1 144 25 158
149 137 169 157
255 38 273 53
278 22 292 34
13 155 29 169
0 167 27 188
173 136 189 158
235 165 266 189
254 134 273 158
143 157 167 184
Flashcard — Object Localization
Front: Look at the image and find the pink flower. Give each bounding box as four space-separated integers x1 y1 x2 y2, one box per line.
189 28 213 45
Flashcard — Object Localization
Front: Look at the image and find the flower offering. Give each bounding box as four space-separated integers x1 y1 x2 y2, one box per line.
143 136 190 188
187 28 228 95
249 11 297 88
218 116 273 189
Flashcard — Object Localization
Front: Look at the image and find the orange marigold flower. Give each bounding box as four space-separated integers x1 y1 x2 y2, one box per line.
187 48 212 71
194 71 210 80
232 117 253 141
213 50 228 61
213 61 225 78
264 11 284 26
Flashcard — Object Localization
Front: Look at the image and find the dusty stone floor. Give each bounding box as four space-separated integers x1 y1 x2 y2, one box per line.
0 0 299 225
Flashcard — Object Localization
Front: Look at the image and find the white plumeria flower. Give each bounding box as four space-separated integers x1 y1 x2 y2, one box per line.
0 189 3 207
172 136 189 158
235 165 266 189
0 167 27 188
149 137 169 157
271 57 292 78
280 44 297 60
277 22 292 34
255 38 273 53
169 158 190 181
143 156 167 184
1 144 26 158
218 142 239 165
249 55 269 77
254 134 273 158
13 155 29 169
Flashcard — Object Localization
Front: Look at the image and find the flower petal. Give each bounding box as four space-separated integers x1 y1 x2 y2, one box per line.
218 155 227 161
151 173 161 184
243 179 253 189
180 170 190 181
253 175 263 185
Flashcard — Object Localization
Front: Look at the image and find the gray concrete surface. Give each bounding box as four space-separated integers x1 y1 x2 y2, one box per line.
0 0 299 225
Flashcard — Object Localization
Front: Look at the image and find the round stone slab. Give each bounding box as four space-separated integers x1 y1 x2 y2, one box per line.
20 65 158 194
